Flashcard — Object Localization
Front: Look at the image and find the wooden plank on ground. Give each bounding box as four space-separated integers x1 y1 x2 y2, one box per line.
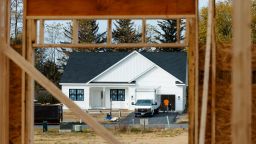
26 0 195 16
3 46 121 144
232 0 252 144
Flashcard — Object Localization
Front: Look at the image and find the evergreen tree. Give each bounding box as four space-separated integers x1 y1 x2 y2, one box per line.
64 20 107 52
154 20 185 52
112 20 141 51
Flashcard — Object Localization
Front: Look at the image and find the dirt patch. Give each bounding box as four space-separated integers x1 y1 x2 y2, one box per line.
176 114 188 124
34 128 188 144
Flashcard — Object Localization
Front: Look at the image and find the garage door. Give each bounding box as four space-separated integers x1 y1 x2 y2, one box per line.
136 90 155 100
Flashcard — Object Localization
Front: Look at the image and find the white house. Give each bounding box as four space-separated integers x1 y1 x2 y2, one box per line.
60 51 187 112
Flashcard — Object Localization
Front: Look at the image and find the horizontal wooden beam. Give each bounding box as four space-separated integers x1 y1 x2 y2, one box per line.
26 15 195 20
33 43 187 49
3 46 121 144
27 0 195 16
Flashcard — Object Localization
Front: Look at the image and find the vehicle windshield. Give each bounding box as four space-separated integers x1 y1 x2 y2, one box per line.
135 100 153 106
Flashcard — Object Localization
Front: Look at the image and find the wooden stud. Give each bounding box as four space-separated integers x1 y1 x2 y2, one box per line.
232 0 252 144
21 0 27 144
72 19 78 44
32 43 188 49
177 18 180 43
0 0 9 144
199 0 214 143
26 15 195 20
188 18 196 144
24 19 35 144
107 19 112 45
39 19 44 44
194 1 199 144
142 19 146 43
3 46 121 144
211 1 216 144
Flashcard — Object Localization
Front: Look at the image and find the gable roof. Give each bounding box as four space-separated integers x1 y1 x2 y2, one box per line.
60 51 187 84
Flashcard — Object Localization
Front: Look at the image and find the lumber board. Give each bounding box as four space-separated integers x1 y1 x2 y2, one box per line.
3 46 121 144
0 0 9 143
27 0 195 16
188 18 196 144
24 19 35 144
194 0 199 143
211 1 216 143
232 0 252 144
33 43 187 49
199 0 214 143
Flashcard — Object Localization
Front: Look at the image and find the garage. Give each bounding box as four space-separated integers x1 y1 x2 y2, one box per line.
160 95 175 111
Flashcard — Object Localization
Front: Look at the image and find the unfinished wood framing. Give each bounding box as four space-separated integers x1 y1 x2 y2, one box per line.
0 0 9 144
177 19 181 43
34 18 187 49
72 20 78 44
26 0 195 16
188 17 196 144
39 20 44 44
0 0 217 143
211 1 216 143
3 45 121 144
199 0 214 143
232 0 252 144
107 19 112 45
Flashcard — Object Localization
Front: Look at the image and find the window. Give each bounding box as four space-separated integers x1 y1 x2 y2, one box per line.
110 89 125 101
69 89 84 101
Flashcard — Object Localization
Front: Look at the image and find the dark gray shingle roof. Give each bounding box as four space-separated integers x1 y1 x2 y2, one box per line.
60 51 187 84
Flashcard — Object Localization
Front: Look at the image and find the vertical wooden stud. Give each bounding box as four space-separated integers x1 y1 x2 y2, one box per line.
39 19 44 44
72 19 78 44
21 0 27 143
211 1 216 144
142 19 146 43
24 19 35 144
199 0 214 143
177 18 180 43
0 0 9 143
232 0 252 144
188 18 196 144
107 19 112 45
194 0 199 144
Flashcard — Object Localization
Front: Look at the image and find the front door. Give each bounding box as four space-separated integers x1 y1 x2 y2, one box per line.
90 88 105 108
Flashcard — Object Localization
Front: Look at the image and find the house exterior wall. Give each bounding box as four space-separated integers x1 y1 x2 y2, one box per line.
94 53 154 82
62 85 89 110
136 66 186 112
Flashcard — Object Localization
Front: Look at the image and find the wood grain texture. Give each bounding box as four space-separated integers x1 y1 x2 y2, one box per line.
0 0 9 143
211 1 216 143
199 0 214 143
27 0 195 16
9 47 23 144
188 18 196 144
3 46 121 144
232 0 252 144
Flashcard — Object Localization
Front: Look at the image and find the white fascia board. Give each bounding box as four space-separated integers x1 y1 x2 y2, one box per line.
59 83 87 86
128 65 156 83
176 83 186 86
86 83 135 87
86 51 138 84
136 52 184 84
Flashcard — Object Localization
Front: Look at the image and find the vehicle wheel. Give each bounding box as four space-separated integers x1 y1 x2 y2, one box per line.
156 108 159 114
